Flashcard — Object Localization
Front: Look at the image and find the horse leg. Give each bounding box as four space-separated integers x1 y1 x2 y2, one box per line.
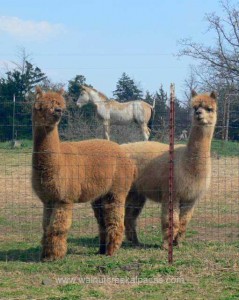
103 121 110 140
140 123 150 141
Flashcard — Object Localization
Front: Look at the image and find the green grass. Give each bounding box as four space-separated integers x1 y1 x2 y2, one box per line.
0 231 239 299
0 139 32 150
0 139 238 157
0 141 238 299
175 139 239 157
211 139 239 157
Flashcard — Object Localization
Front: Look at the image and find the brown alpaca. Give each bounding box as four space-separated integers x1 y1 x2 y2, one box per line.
121 91 217 248
32 87 136 261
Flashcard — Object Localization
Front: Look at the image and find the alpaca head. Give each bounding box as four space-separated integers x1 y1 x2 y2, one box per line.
33 87 66 127
191 91 217 127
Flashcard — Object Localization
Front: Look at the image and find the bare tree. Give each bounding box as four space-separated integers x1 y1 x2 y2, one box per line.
183 66 200 106
178 0 239 140
11 47 32 75
178 0 239 86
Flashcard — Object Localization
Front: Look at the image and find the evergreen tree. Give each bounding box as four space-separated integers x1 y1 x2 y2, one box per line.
113 72 143 102
68 75 89 102
154 85 169 125
0 60 47 141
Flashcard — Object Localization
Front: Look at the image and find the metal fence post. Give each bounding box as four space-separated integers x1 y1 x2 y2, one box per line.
168 83 175 264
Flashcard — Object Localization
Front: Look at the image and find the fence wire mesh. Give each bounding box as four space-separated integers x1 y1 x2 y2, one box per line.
0 93 238 263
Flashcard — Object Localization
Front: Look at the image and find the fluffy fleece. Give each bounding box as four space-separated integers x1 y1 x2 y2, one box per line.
120 91 217 248
32 87 136 261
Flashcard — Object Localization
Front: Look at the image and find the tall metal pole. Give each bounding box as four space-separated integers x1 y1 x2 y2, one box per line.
168 83 175 264
12 94 16 143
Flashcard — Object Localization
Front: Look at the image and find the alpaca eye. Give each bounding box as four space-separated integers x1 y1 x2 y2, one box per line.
207 108 213 112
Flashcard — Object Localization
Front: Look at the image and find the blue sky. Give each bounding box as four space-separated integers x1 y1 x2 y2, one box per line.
0 0 237 99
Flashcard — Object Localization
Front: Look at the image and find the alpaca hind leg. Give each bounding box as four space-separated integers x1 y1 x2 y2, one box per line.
125 191 146 246
175 203 195 245
41 202 73 262
161 200 180 250
103 193 125 256
92 198 107 254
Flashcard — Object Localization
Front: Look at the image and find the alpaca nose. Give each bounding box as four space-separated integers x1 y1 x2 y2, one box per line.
54 108 62 114
196 109 202 116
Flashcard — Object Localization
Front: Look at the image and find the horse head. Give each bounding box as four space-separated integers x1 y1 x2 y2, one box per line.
76 86 91 108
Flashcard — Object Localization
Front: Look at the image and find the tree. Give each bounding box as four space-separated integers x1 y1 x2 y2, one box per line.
178 0 239 86
143 85 169 141
68 75 89 102
0 52 47 141
178 0 239 140
113 72 143 101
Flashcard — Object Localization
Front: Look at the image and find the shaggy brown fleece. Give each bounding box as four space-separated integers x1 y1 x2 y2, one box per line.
32 87 136 261
120 91 217 248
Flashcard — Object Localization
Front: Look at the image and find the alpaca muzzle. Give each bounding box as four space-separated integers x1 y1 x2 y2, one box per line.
53 108 63 119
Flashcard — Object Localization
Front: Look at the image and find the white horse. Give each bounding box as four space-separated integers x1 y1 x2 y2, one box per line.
76 86 155 141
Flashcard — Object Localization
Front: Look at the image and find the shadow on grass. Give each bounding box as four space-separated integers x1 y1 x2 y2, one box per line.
0 246 41 262
68 236 161 250
0 236 162 262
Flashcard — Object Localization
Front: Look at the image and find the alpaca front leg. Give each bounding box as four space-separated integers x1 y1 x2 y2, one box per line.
41 202 73 262
175 203 195 245
125 192 146 246
41 202 53 247
92 198 107 254
103 194 125 256
161 200 180 250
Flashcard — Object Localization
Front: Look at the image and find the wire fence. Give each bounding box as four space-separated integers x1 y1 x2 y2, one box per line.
0 90 238 263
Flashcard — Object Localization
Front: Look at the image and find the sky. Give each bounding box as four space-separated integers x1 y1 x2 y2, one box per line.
0 0 237 100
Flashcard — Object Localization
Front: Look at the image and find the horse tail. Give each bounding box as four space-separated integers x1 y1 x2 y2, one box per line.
148 99 156 131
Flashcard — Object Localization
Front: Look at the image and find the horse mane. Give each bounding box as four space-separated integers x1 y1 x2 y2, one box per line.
82 85 109 101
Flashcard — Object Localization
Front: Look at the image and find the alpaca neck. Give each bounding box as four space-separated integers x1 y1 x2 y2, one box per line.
32 123 61 170
186 124 214 159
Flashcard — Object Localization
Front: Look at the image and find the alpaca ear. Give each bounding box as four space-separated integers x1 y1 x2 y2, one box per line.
191 90 197 98
35 86 43 98
35 87 43 110
59 88 64 95
210 91 217 99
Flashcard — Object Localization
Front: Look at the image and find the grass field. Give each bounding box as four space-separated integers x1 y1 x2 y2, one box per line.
0 140 238 299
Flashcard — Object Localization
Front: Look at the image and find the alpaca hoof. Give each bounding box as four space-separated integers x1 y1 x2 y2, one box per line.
161 241 169 250
132 241 144 248
41 254 58 262
97 244 106 255
175 243 182 249
41 250 66 262
174 238 183 249
106 243 115 256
